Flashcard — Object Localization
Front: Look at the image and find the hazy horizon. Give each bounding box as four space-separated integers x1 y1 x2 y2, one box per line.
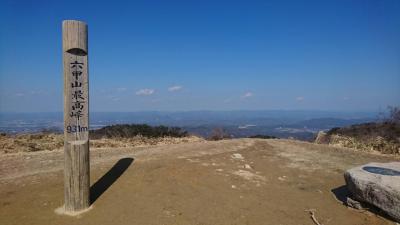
0 110 378 138
0 109 382 114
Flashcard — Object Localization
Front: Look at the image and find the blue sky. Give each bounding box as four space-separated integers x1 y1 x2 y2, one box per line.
0 0 399 112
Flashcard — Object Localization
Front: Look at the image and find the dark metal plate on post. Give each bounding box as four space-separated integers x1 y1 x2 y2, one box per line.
363 166 400 176
66 48 87 56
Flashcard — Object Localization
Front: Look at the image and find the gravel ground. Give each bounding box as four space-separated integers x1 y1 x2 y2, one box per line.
0 138 399 225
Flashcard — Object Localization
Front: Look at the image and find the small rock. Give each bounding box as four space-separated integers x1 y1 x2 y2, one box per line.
244 164 252 169
231 153 244 160
346 197 363 210
315 131 329 144
278 176 287 181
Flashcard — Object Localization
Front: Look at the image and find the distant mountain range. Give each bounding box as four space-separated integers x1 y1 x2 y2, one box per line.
0 110 377 140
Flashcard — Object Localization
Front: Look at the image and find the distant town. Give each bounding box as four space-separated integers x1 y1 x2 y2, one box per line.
0 110 376 141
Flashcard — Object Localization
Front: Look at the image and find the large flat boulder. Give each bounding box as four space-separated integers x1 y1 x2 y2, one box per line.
344 162 400 222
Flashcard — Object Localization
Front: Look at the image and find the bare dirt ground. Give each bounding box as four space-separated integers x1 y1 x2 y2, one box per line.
0 138 399 225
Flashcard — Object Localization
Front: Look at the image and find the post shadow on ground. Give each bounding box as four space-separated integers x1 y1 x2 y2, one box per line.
331 185 397 222
90 157 134 204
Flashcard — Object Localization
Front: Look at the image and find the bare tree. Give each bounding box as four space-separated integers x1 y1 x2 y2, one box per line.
209 127 230 141
387 106 400 124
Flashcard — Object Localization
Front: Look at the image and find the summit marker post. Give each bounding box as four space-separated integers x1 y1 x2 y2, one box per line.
62 20 90 213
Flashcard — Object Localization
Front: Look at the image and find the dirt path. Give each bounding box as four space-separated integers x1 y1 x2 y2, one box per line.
0 139 398 225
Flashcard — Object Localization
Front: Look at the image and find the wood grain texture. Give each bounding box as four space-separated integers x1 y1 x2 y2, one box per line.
62 20 90 212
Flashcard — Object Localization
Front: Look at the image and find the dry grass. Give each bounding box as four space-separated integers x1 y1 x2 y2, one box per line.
315 122 400 155
0 133 63 153
90 135 205 148
0 133 205 154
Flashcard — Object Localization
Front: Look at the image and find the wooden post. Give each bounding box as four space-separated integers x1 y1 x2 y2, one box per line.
62 20 90 213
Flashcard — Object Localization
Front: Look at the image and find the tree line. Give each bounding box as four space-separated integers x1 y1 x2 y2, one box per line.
89 124 188 139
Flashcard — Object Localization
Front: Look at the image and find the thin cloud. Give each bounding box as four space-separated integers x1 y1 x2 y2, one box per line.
116 87 127 92
296 96 304 101
15 93 25 97
168 85 183 92
30 90 47 95
136 88 155 96
241 92 253 99
106 95 120 101
223 98 232 103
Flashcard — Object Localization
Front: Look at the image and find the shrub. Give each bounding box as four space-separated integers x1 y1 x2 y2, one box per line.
89 124 188 139
248 135 278 139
